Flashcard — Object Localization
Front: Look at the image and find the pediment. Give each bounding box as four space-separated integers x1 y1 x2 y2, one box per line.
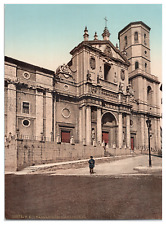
89 41 127 65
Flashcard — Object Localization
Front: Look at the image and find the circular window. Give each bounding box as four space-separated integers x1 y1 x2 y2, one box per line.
22 119 30 127
90 57 96 70
62 108 71 118
121 70 125 81
23 72 30 79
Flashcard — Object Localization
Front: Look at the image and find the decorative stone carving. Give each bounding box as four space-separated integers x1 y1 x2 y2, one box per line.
92 129 95 140
104 46 112 57
56 64 73 79
23 71 30 79
87 70 92 82
119 82 124 92
70 136 75 145
114 72 118 83
62 108 71 118
56 134 61 144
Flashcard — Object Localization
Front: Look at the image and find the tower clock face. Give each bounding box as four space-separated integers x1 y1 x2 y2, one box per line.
90 57 96 70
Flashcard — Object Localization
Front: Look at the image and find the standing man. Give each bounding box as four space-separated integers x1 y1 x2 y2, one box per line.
88 156 95 174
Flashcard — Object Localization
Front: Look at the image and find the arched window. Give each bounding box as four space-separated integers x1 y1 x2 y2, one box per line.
144 33 147 45
147 86 153 105
124 36 127 47
145 63 147 72
135 61 139 70
134 32 138 43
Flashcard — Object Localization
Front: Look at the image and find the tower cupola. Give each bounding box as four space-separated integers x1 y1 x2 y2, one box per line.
94 32 98 40
83 26 89 41
102 27 110 40
102 17 110 40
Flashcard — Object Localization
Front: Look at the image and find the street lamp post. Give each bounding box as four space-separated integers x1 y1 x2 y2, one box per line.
146 115 152 167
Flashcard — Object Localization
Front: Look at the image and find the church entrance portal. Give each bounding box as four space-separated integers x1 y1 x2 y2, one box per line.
102 112 117 147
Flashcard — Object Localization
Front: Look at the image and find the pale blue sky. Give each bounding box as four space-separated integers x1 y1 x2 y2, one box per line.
4 4 162 80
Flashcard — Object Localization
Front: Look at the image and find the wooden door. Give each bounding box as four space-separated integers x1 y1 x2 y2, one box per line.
61 131 70 143
102 132 109 144
131 137 134 150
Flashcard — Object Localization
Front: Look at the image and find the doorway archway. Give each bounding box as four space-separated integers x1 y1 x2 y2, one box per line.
101 112 118 148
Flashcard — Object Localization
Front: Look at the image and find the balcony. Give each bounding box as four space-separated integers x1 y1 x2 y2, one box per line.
129 69 159 83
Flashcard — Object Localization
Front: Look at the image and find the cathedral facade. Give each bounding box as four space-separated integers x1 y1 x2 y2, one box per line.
5 21 161 154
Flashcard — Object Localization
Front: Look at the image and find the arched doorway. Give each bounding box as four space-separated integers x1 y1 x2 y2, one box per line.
102 112 118 148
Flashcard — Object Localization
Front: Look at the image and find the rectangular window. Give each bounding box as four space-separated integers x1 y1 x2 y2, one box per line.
23 102 30 114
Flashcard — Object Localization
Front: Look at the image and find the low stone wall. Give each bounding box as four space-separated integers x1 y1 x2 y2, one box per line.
6 139 149 172
5 139 17 172
16 140 104 171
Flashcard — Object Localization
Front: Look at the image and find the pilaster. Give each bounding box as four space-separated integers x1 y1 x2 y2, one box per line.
7 83 16 135
118 113 123 148
46 92 52 141
126 114 131 148
86 105 91 145
140 115 145 149
79 107 82 143
97 107 102 145
36 89 44 139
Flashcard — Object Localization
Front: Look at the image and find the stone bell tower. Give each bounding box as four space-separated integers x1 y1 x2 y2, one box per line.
118 21 151 74
118 21 161 151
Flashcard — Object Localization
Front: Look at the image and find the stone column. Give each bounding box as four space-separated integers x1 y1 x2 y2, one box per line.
46 92 52 141
86 105 91 145
126 114 131 148
7 83 16 135
82 105 86 144
97 107 102 145
140 115 145 150
118 113 123 148
36 90 44 140
79 107 82 143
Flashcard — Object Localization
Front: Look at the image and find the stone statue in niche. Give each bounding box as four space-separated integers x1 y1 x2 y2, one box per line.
92 129 95 140
113 72 118 83
119 82 124 92
87 70 92 82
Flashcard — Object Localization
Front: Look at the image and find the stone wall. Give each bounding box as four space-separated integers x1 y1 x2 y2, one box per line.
16 140 104 171
5 138 17 172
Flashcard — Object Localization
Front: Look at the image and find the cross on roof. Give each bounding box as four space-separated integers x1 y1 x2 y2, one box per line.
104 17 108 27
